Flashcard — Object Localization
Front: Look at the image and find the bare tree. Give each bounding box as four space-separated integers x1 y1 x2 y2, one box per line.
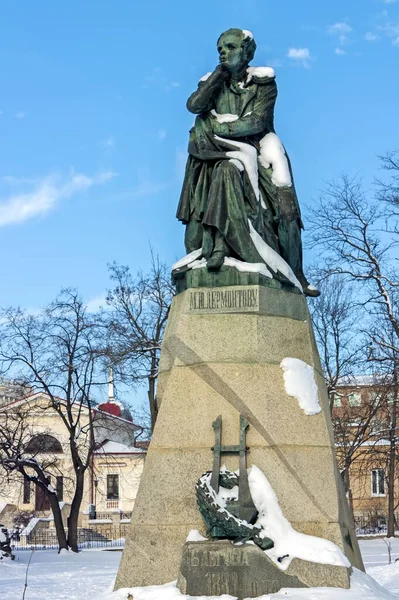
307 273 381 514
308 161 399 533
377 150 399 212
308 275 361 411
333 377 386 516
105 255 174 431
0 406 68 550
308 175 398 323
364 322 399 537
0 289 106 552
129 402 152 441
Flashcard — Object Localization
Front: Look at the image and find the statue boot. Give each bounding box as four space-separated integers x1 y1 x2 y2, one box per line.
207 230 229 270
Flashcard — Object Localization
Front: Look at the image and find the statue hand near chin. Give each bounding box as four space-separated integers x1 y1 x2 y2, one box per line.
214 63 230 77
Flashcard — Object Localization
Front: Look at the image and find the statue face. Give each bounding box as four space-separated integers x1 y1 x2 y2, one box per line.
217 32 247 74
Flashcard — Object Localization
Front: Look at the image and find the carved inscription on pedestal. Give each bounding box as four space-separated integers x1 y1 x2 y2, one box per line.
189 288 259 312
178 541 306 599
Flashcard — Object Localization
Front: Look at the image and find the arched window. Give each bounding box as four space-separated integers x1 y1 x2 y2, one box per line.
25 434 63 454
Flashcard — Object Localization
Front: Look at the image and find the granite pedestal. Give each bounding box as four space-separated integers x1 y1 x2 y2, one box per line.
115 277 363 591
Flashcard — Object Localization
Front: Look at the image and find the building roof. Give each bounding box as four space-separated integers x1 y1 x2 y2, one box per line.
336 374 391 387
135 440 150 450
0 380 33 407
94 440 146 455
0 391 139 429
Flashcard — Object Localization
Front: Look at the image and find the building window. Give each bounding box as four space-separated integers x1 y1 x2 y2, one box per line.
331 393 341 407
371 469 385 496
25 434 63 454
107 474 119 500
56 476 64 501
23 479 31 504
349 393 361 407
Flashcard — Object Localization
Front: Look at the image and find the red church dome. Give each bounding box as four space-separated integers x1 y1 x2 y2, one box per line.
97 401 122 418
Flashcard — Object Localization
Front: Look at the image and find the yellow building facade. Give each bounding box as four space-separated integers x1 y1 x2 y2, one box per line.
0 391 146 535
332 376 397 530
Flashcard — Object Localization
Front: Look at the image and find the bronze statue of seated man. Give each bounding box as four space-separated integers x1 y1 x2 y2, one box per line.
176 28 320 297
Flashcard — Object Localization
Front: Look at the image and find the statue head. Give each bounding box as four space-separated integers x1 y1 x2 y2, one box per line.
217 29 257 74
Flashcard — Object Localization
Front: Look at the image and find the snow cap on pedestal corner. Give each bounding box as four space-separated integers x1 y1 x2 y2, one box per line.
280 357 321 415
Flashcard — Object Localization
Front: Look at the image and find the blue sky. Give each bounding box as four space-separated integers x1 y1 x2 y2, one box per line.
0 0 398 315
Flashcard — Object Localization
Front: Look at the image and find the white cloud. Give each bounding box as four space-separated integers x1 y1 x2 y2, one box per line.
99 136 115 149
364 32 380 42
86 293 108 313
0 170 117 227
383 0 396 4
329 22 352 35
335 47 346 55
131 180 169 198
287 47 310 60
15 111 27 119
328 22 352 45
377 18 399 44
165 81 181 92
286 48 311 67
158 129 167 141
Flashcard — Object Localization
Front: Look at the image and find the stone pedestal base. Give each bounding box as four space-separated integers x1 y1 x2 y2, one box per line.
177 541 350 598
115 284 363 591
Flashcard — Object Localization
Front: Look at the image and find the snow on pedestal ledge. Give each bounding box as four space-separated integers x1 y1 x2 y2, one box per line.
280 357 321 415
171 248 202 272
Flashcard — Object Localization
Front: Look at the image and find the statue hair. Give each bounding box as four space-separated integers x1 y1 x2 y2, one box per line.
217 28 257 63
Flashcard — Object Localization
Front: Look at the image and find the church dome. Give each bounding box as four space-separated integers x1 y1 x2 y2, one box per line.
97 366 132 421
97 400 122 418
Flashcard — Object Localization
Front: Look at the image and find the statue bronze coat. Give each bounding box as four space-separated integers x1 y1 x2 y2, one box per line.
176 29 319 297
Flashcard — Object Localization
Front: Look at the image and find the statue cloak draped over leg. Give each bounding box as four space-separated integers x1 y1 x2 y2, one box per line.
177 113 282 265
176 112 307 288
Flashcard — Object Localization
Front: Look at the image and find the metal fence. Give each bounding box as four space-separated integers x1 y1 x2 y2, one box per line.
354 514 399 536
93 511 132 521
10 524 130 551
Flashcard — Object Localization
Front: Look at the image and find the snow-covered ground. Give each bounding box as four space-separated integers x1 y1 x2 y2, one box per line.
359 538 399 568
1 540 399 599
0 547 121 599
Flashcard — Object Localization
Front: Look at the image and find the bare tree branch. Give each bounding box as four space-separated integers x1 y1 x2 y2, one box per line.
105 254 174 431
0 289 108 552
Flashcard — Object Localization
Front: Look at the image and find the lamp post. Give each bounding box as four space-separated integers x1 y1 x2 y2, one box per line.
387 357 398 537
94 476 99 520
